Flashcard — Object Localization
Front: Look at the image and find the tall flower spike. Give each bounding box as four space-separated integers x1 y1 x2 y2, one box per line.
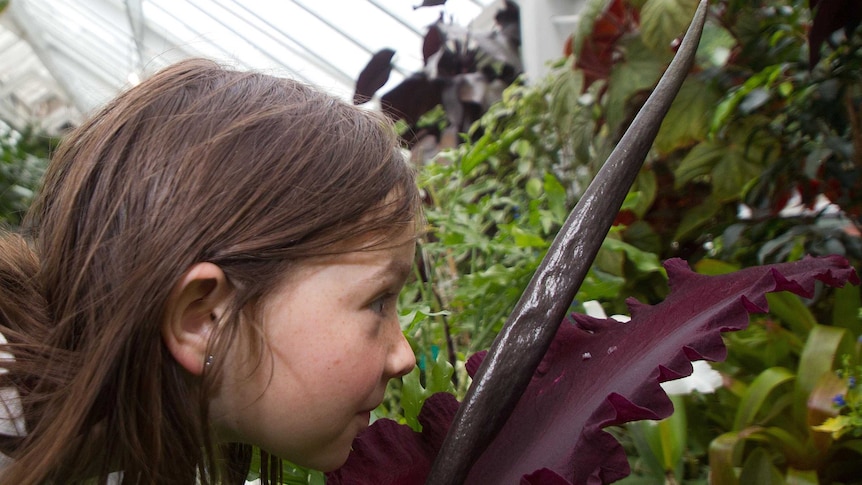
425 1 710 483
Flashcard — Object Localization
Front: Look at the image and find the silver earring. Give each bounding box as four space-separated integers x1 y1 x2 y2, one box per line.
205 355 214 367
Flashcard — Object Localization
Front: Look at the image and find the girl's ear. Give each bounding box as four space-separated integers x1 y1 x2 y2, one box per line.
162 262 232 376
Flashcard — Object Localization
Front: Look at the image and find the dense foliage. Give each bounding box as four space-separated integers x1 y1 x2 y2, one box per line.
0 125 53 226
384 0 862 482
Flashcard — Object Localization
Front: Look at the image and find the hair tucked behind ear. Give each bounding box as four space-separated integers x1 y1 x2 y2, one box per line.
0 58 420 484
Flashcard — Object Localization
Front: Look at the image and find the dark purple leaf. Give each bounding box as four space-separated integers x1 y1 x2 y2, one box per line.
414 0 446 9
463 255 859 483
380 73 444 126
521 468 573 485
353 49 396 105
326 393 459 484
328 255 859 484
808 0 862 66
423 24 445 65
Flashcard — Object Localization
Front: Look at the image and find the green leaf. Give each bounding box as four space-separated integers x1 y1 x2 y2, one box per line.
630 170 658 218
710 142 768 202
654 78 717 154
400 349 455 432
738 448 785 485
674 141 725 188
627 396 687 480
400 367 425 431
673 195 721 242
509 226 548 248
709 432 743 485
606 36 666 131
764 292 817 335
627 421 668 480
749 426 808 467
543 172 568 221
640 0 700 53
733 367 795 431
694 258 740 276
601 237 664 274
795 325 852 425
696 22 736 67
831 283 862 335
526 177 543 199
785 468 819 485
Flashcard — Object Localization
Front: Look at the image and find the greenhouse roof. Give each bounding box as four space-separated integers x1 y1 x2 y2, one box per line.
0 0 502 134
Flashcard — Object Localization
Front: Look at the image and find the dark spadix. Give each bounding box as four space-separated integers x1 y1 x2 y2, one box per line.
425 1 710 483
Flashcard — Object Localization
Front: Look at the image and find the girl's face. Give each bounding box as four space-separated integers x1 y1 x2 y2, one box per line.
210 227 417 471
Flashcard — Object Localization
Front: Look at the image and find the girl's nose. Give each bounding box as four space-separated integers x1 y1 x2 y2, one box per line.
387 328 416 378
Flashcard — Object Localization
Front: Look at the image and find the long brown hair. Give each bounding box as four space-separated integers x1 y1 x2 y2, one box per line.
0 58 419 484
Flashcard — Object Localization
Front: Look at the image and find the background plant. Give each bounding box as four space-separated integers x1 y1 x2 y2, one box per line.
388 0 862 482
0 124 53 226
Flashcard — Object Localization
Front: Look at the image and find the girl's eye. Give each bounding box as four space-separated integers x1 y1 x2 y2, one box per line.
370 293 394 316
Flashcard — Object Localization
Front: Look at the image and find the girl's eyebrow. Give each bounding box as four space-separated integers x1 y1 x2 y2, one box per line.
366 256 413 283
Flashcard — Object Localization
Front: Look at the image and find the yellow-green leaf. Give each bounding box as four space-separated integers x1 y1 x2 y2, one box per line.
640 0 700 53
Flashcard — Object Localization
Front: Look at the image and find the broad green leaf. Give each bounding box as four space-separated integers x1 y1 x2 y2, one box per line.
657 395 687 473
696 22 736 67
738 448 785 484
765 292 817 335
673 194 721 242
550 69 594 163
606 36 666 131
543 172 568 221
654 78 717 154
627 421 667 480
640 0 700 53
785 468 819 485
831 283 862 335
749 426 807 468
602 237 665 274
674 140 724 188
835 439 862 457
694 258 740 276
711 142 768 202
525 177 543 199
710 65 786 133
627 395 687 480
795 325 852 425
709 432 742 485
509 226 548 248
630 169 658 218
733 367 795 431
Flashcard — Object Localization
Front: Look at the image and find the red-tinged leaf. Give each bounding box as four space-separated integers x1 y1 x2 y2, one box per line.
329 255 858 484
461 255 858 484
576 0 640 90
353 49 396 105
326 392 459 484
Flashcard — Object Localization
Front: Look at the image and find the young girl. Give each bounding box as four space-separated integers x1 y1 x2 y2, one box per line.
0 58 419 484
